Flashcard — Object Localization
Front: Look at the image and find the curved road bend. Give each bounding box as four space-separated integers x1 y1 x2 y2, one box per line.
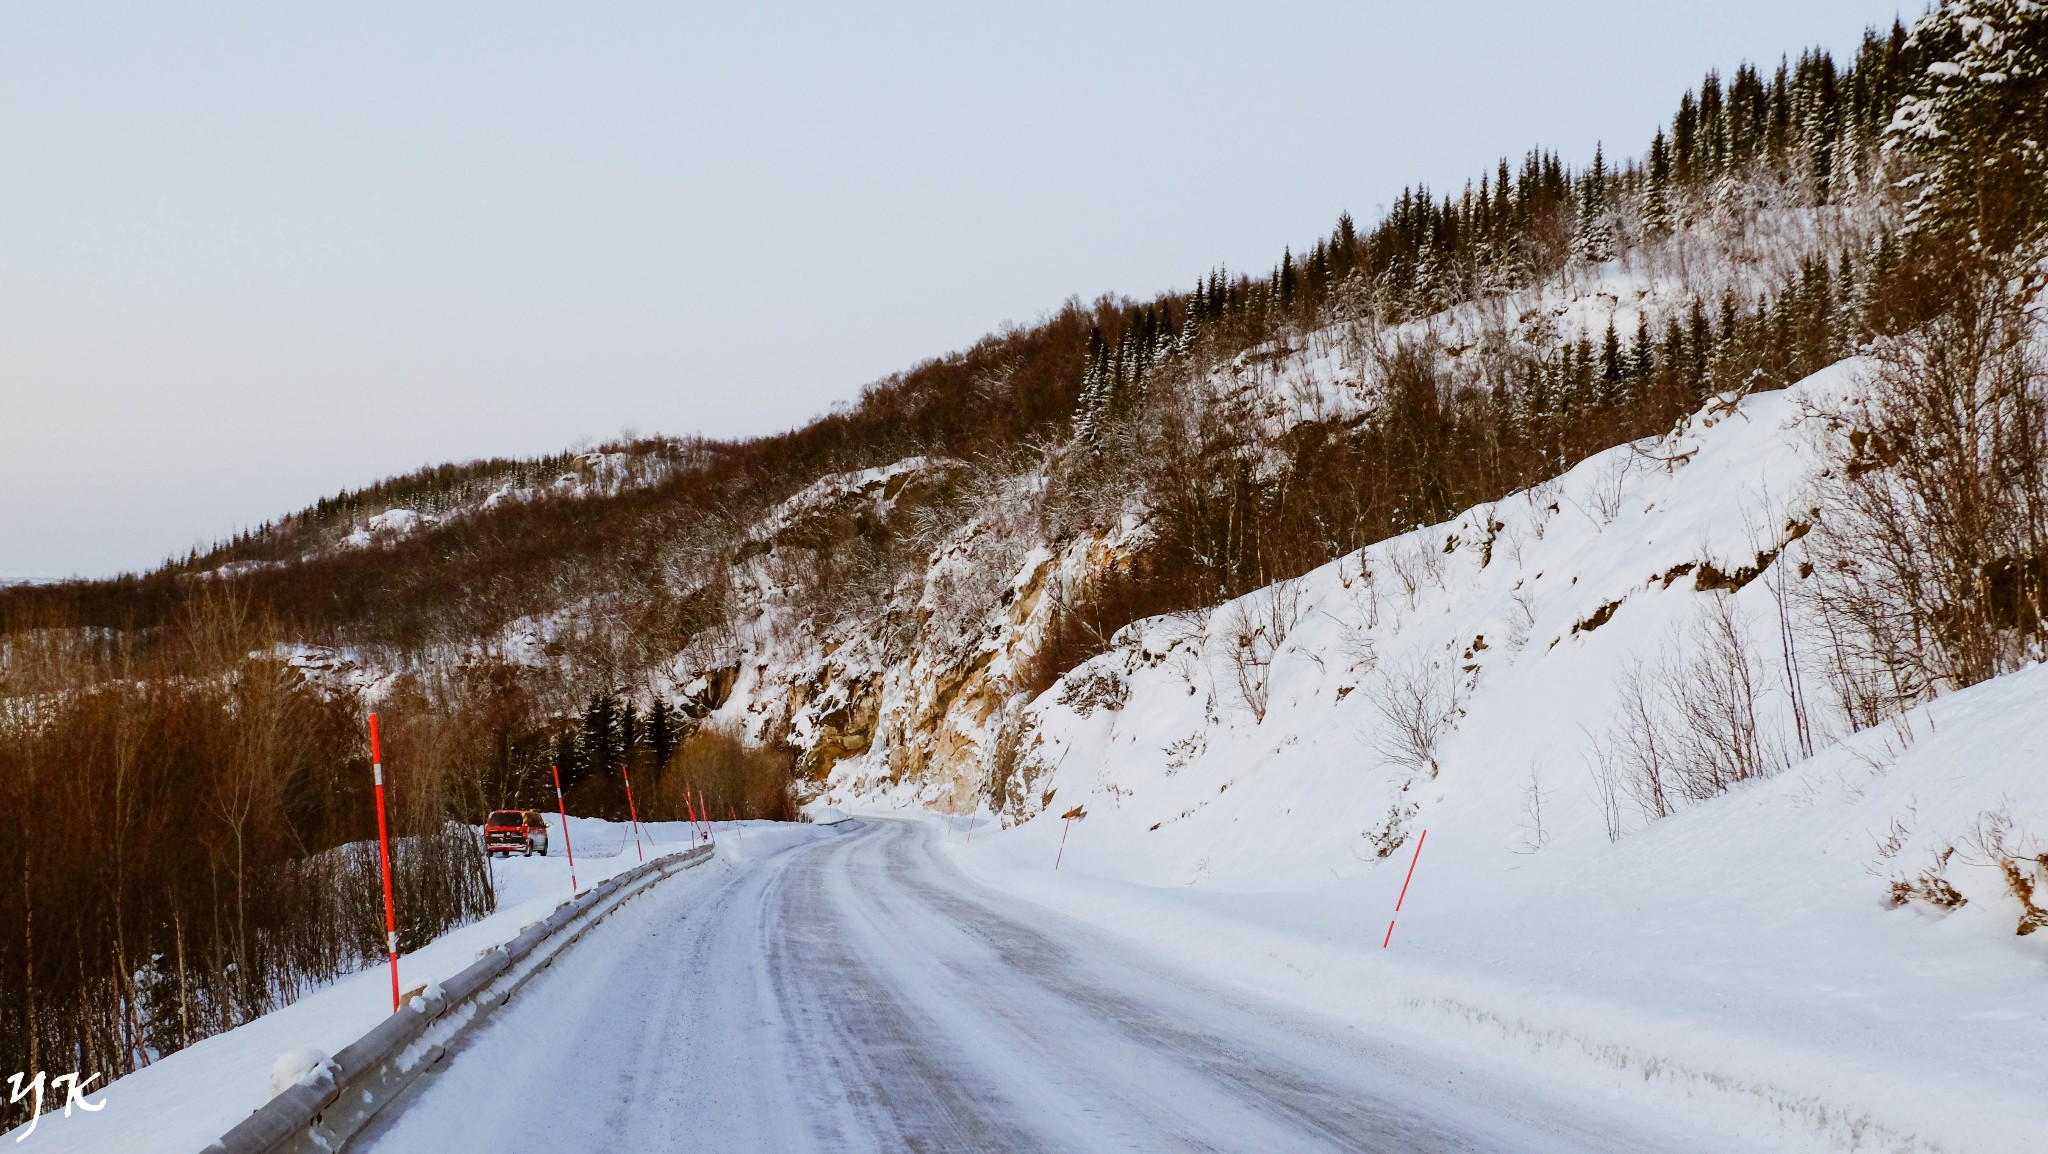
359 818 1708 1153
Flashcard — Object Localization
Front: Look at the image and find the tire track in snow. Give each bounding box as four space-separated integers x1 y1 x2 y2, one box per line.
362 819 1712 1154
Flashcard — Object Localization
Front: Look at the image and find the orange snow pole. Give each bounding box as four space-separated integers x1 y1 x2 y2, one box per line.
683 788 700 845
551 764 578 893
699 789 713 844
622 766 645 862
368 713 400 1013
1382 829 1428 948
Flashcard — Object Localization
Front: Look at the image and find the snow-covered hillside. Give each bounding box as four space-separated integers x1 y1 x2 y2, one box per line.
858 359 2048 1151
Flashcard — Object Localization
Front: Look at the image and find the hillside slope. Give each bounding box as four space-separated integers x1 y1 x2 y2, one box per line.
930 361 2048 1152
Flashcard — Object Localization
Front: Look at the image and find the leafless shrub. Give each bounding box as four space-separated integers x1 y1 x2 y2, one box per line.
1416 533 1448 588
1801 278 2048 728
1224 579 1303 723
1961 810 2048 935
1526 479 1561 540
1362 800 1419 859
1515 763 1552 853
1338 553 1385 636
655 721 795 822
1762 546 1819 760
1884 845 1967 911
1609 655 1673 820
1583 735 1625 843
1386 544 1424 609
1056 665 1128 717
1598 595 1783 831
1366 654 1458 777
1502 518 1531 568
1584 454 1634 526
1504 589 1537 652
1665 593 1783 801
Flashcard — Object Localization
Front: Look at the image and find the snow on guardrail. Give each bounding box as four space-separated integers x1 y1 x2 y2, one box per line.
201 844 713 1154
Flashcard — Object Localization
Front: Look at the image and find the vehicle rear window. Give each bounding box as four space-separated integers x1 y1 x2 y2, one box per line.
488 811 523 825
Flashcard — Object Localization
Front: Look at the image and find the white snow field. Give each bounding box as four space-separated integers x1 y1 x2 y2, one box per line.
6 816 801 1153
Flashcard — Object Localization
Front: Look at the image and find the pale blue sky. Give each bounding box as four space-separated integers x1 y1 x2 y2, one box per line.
2 1 1897 579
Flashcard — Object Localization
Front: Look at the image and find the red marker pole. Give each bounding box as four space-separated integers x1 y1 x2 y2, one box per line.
367 714 400 1013
683 789 699 846
551 765 578 894
1382 828 1428 948
699 789 713 845
621 767 645 862
1055 816 1073 870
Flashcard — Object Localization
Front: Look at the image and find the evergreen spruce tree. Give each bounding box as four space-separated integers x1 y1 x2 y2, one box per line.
1699 71 1727 178
1599 318 1623 404
647 701 676 781
1662 315 1687 385
580 691 618 780
1572 145 1616 263
1674 91 1699 183
1643 129 1674 235
1074 325 1111 451
619 702 641 769
1574 333 1596 408
1630 312 1655 383
554 727 581 790
1686 298 1712 400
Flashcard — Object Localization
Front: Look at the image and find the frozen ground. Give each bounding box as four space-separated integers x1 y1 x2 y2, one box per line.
7 815 801 1153
358 818 1710 1154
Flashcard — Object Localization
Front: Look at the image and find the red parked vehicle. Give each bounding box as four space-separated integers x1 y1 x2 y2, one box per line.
485 810 550 857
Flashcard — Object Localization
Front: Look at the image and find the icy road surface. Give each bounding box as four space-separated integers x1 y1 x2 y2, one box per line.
359 819 1708 1153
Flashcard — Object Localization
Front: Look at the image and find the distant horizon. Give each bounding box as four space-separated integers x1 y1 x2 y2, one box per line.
2 1 1899 580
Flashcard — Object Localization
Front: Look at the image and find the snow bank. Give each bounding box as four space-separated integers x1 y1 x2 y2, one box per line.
10 818 813 1153
946 362 2048 1152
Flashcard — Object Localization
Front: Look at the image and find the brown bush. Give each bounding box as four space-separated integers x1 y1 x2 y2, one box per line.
652 723 795 823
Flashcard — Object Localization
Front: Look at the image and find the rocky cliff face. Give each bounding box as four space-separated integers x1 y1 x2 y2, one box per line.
682 449 1133 813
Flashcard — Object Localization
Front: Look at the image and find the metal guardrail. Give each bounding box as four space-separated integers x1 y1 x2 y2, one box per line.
203 843 715 1154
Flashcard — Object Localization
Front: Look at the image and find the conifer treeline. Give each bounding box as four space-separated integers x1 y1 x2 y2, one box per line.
1047 16 1973 675
1077 20 1920 425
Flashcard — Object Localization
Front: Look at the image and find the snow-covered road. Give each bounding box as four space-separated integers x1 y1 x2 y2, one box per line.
354 817 1712 1153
